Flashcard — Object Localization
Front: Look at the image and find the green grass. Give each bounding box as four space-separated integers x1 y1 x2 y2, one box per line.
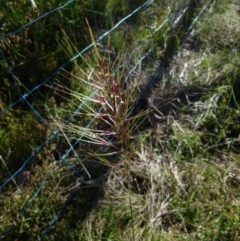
1 0 240 240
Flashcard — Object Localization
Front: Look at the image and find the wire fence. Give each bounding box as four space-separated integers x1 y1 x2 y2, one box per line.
0 0 214 238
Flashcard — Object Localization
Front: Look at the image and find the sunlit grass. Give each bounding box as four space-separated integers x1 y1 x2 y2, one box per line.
1 0 240 240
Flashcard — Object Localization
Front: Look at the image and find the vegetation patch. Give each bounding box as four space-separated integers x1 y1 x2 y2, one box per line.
1 0 240 240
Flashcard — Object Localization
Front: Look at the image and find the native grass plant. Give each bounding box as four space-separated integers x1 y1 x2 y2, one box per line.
50 25 153 239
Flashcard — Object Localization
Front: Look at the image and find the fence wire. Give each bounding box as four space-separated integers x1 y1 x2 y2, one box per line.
0 0 213 239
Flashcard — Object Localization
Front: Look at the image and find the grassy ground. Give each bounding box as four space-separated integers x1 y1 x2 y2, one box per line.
1 0 240 240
